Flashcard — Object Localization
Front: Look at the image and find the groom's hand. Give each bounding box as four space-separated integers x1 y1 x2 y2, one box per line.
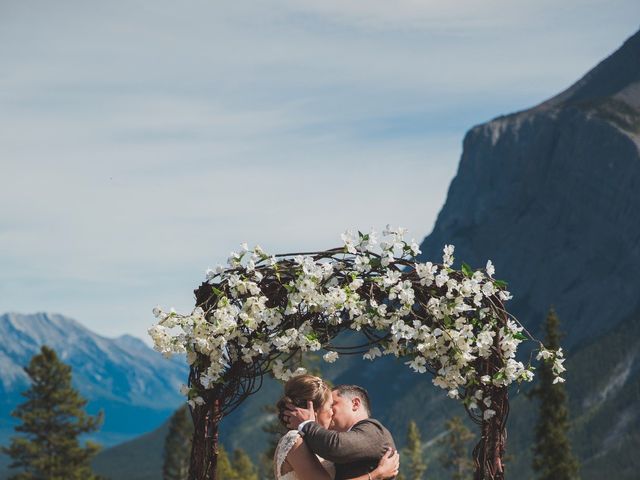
284 399 315 430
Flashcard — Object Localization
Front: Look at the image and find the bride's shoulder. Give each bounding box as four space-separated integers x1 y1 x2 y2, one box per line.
274 431 304 480
277 430 302 448
280 430 302 442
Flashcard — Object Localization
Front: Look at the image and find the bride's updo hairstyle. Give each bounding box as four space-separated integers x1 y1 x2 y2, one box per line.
276 374 331 427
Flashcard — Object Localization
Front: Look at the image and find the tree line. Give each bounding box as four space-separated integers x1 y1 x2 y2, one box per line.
2 307 579 479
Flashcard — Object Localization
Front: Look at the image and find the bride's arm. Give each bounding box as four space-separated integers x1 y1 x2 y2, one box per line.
284 436 333 480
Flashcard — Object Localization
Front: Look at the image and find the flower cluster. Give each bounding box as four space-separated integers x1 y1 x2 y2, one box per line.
149 226 564 418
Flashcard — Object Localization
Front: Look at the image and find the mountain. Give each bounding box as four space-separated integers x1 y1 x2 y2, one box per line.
92 418 170 480
412 28 640 478
419 29 640 350
0 312 187 449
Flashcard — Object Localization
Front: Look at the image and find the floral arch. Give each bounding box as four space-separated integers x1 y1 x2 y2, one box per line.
149 227 565 480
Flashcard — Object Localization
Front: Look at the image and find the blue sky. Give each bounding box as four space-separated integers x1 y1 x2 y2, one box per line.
1 0 639 342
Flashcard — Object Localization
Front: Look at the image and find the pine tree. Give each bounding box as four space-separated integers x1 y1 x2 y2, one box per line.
438 416 475 480
216 445 235 480
401 420 427 480
531 307 580 480
1 346 103 480
163 405 193 480
230 449 258 480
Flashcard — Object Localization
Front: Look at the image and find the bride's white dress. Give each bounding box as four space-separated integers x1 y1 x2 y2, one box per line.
274 430 336 480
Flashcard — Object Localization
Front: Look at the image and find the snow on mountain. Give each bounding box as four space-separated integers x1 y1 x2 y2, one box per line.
0 312 188 447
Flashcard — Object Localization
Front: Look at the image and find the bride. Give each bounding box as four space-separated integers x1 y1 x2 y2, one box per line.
274 374 399 480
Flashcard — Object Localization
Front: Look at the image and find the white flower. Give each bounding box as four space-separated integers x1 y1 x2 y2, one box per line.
355 255 371 272
442 244 455 266
498 290 513 301
363 347 382 361
482 282 496 297
435 271 449 288
382 270 402 288
415 262 437 286
406 356 427 373
187 396 205 409
409 239 421 256
483 409 496 420
486 260 495 277
149 227 561 402
323 351 339 363
380 251 395 267
341 230 358 254
536 348 553 361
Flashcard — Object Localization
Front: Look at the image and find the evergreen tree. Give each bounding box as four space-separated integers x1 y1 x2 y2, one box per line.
531 307 580 480
231 449 258 480
216 445 235 480
400 420 427 480
163 405 193 480
1 346 103 480
438 416 475 480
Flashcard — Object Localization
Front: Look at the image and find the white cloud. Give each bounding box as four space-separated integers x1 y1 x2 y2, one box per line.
0 0 638 341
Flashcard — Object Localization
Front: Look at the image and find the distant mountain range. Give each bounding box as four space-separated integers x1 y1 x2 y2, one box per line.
2 28 639 480
0 312 186 449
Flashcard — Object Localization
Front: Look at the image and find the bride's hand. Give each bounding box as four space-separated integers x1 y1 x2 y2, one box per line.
371 448 400 479
285 400 316 429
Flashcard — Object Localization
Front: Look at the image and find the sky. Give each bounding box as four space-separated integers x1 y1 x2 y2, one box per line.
1 0 639 343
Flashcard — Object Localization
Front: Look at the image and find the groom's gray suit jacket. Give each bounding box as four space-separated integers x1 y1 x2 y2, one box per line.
301 418 397 480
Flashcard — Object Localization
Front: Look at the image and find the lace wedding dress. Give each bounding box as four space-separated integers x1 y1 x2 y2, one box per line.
274 430 336 480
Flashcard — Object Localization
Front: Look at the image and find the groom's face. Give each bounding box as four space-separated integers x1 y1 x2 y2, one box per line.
329 390 353 432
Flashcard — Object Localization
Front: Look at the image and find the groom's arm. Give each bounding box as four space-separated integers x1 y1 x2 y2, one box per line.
301 420 388 464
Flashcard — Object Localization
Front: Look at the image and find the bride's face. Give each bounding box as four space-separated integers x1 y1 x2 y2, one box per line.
315 397 334 429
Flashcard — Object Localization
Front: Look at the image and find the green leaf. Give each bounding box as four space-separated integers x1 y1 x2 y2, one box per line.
512 332 527 341
494 279 508 288
212 286 224 297
461 262 473 277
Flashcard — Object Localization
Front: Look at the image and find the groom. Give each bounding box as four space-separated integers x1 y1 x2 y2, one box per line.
285 384 397 480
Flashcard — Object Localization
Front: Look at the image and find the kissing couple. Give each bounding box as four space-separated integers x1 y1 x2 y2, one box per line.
274 374 400 480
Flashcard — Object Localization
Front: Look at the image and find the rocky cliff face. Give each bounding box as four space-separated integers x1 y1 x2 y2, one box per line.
414 29 640 478
420 30 640 349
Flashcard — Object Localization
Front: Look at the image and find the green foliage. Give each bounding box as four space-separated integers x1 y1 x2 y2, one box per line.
530 307 580 480
216 445 258 480
163 405 193 480
216 445 235 480
437 416 475 480
400 420 427 480
231 449 258 480
1 346 103 480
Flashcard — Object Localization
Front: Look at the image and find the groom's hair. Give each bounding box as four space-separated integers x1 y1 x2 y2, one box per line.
333 385 371 416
